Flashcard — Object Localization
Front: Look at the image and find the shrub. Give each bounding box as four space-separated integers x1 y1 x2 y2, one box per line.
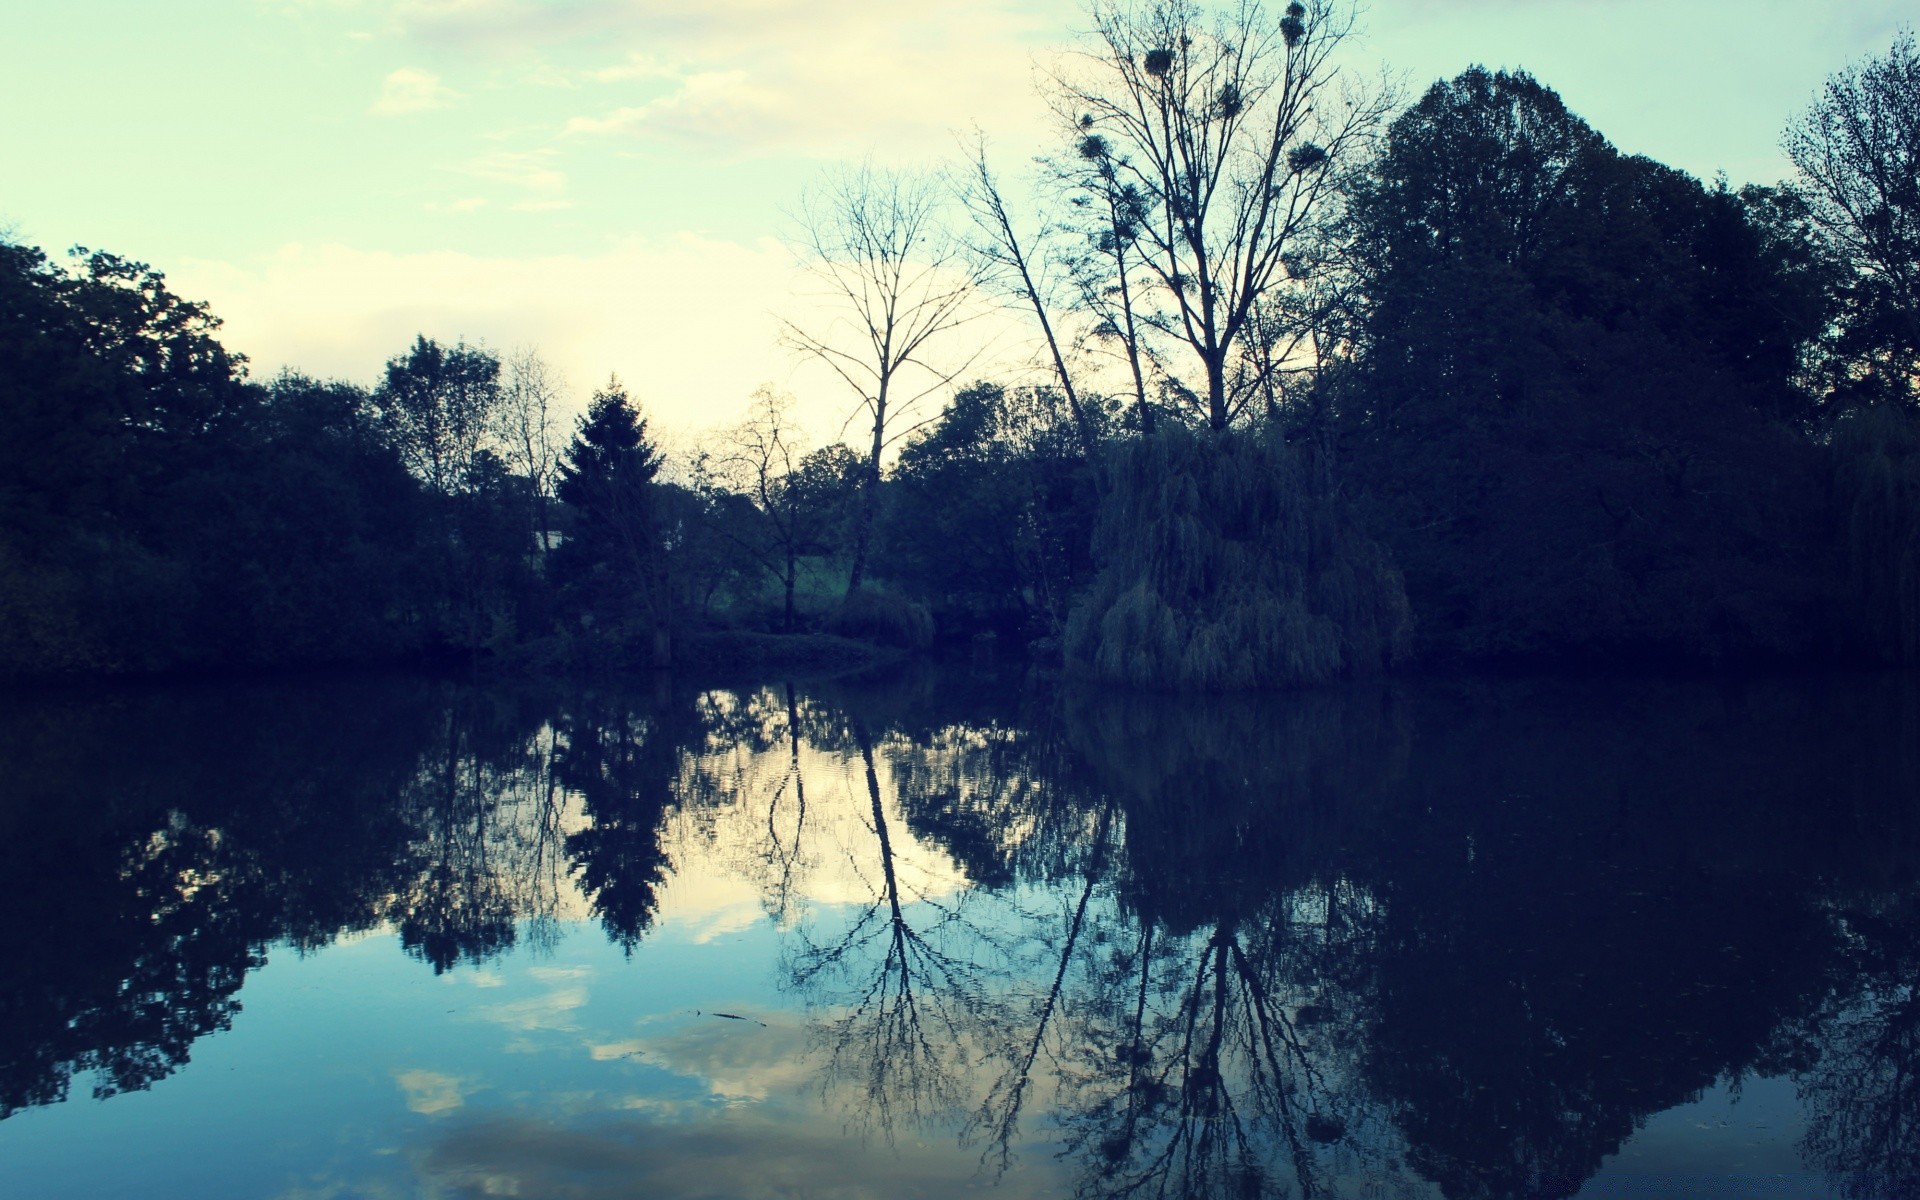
828 588 936 649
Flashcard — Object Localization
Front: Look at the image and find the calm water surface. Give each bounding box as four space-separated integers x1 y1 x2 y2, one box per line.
2 666 1917 1199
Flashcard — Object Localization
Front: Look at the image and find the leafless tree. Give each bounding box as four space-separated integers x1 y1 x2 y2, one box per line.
700 387 861 630
784 165 983 598
494 346 564 558
1050 0 1390 430
959 135 1099 450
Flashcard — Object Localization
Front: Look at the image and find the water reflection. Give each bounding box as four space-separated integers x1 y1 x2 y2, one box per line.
1 670 1918 1198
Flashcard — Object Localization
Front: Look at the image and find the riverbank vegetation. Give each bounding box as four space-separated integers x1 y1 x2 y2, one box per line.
2 8 1915 687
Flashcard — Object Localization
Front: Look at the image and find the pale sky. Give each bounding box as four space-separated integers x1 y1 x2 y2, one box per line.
1 0 1908 448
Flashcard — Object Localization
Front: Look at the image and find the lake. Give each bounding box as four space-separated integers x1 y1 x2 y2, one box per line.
2 665 1916 1199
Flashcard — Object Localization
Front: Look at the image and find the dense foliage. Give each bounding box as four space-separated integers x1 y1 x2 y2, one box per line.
1332 68 1839 665
1065 425 1409 689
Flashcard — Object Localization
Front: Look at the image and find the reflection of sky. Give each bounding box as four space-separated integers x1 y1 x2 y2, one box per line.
1578 1077 1829 1199
0 722 1054 1199
0 687 1869 1199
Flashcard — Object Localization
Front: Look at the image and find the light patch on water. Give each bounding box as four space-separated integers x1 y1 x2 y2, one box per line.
395 1069 477 1116
475 986 589 1034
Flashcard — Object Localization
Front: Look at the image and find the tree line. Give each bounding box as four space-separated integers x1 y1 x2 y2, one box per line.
2 3 1915 685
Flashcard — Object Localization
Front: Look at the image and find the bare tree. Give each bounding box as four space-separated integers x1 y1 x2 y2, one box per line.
1050 0 1388 430
494 347 564 558
1786 31 1920 406
784 165 983 598
959 135 1098 451
1058 135 1162 432
700 386 860 631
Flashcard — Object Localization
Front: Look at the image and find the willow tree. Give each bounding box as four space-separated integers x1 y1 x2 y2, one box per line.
1051 0 1386 430
784 166 980 599
1065 424 1409 689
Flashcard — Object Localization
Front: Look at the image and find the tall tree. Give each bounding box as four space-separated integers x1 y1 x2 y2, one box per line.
371 336 502 497
1049 0 1388 429
1338 68 1832 663
783 165 980 598
1785 31 1920 410
494 346 564 558
958 136 1099 449
555 378 669 662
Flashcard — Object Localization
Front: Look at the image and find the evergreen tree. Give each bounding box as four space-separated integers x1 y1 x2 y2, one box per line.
555 378 669 662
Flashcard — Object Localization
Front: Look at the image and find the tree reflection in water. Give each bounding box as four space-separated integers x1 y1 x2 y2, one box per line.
2 670 1920 1199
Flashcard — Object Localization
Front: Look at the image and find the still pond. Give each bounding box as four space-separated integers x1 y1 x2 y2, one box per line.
2 666 1917 1198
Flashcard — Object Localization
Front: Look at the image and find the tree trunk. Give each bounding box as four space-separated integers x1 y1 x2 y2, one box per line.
844 396 886 599
783 552 798 633
1207 355 1229 431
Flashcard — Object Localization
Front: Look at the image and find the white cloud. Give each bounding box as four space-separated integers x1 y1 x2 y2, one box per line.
395 1068 477 1115
588 52 678 84
454 148 565 193
370 67 460 115
169 236 811 442
372 0 1070 158
478 985 590 1033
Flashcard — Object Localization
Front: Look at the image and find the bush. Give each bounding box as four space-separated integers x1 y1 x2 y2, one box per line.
828 588 935 649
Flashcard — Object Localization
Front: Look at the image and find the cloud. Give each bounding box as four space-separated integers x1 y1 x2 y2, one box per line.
453 148 565 193
409 1107 1072 1199
633 1015 814 1102
395 1069 478 1115
477 985 590 1033
370 0 1071 158
370 67 460 115
169 236 805 442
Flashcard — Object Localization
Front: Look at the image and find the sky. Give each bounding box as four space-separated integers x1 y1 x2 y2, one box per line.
0 0 1910 451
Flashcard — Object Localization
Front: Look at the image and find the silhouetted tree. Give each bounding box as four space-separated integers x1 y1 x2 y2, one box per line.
1048 0 1389 429
371 336 502 498
495 346 565 559
784 165 981 598
882 381 1106 639
1065 424 1410 688
959 135 1101 449
1785 32 1920 410
556 377 669 663
1336 68 1833 664
701 388 862 631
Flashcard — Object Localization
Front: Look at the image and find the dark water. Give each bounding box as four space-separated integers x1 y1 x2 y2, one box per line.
2 666 1917 1200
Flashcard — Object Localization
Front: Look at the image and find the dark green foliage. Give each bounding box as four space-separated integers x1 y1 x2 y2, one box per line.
0 241 253 673
554 379 669 658
371 335 502 497
1066 426 1410 690
1834 405 1920 662
827 587 935 649
880 381 1104 640
1337 69 1836 664
0 235 547 675
161 373 440 666
694 408 863 633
